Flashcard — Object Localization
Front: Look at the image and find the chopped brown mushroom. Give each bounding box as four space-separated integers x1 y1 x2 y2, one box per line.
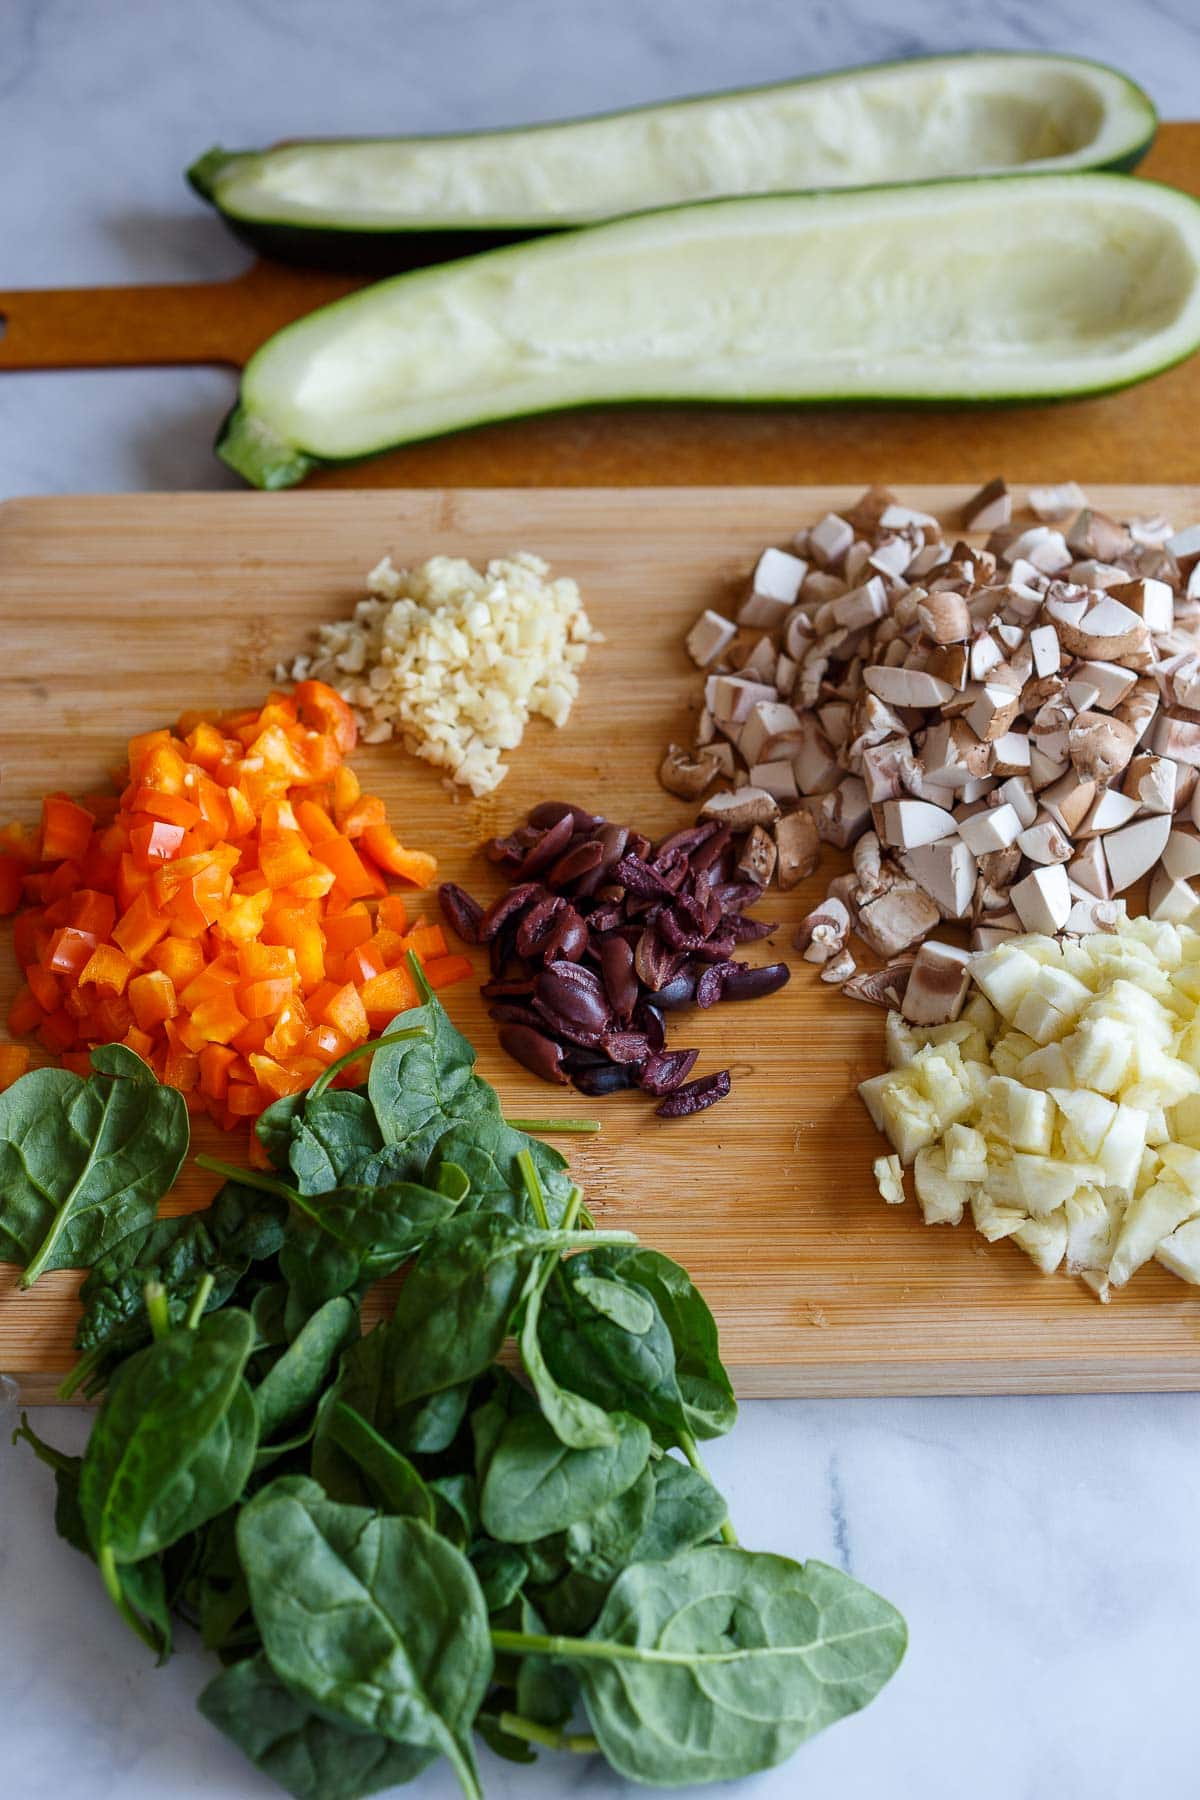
774 809 821 889
698 786 780 830
658 744 724 801
900 941 971 1025
736 824 778 886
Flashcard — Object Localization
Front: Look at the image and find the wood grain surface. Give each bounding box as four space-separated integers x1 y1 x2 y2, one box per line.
4 485 1200 1402
0 127 1198 489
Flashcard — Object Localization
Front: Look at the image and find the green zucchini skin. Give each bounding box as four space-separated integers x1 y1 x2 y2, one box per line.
215 173 1200 491
189 53 1157 274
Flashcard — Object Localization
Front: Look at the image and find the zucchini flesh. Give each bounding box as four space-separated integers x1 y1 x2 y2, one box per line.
190 54 1155 269
218 175 1200 490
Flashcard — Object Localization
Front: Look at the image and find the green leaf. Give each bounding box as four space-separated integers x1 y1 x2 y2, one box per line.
200 1653 435 1800
367 997 482 1148
572 1273 656 1334
387 1214 557 1408
425 1119 572 1227
615 1247 737 1441
188 1507 253 1654
470 1543 528 1613
0 1048 189 1285
291 1179 460 1279
564 1464 655 1583
327 1404 434 1524
254 1296 357 1443
518 1251 618 1451
287 1092 383 1193
238 1478 492 1799
480 1411 651 1544
572 1550 907 1786
427 1473 479 1550
279 1227 359 1337
515 1597 578 1730
631 1456 731 1562
79 1310 257 1565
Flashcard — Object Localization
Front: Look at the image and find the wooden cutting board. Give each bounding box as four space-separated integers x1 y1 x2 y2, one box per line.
1 126 1199 489
4 484 1200 1403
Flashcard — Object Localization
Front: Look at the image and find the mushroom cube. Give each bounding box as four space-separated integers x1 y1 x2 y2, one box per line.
736 825 778 887
1149 869 1199 923
1029 625 1061 677
970 633 1005 681
1011 864 1072 935
863 665 956 708
965 684 1020 743
901 942 972 1025
738 700 803 767
997 775 1038 827
1161 827 1200 882
1079 787 1141 835
880 798 958 850
699 787 780 830
1102 812 1172 893
857 883 941 956
658 744 724 801
1029 481 1088 522
708 674 778 724
861 738 911 803
792 716 842 795
961 478 1011 533
1108 576 1174 634
1124 753 1177 815
808 776 871 849
739 547 807 626
1038 771 1097 837
685 610 737 668
917 591 971 644
774 810 821 890
957 803 1022 855
1151 710 1200 767
1068 839 1112 900
1068 711 1137 784
992 733 1033 776
808 513 854 567
1017 814 1073 866
750 759 800 804
903 838 977 918
1000 526 1073 574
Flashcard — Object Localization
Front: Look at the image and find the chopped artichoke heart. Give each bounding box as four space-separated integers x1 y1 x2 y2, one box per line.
1012 1213 1069 1274
1154 1217 1200 1283
873 1154 906 1205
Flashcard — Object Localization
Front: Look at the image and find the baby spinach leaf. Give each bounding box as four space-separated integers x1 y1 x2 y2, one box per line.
568 1550 907 1786
470 1543 528 1614
572 1273 656 1335
327 1403 434 1524
428 1473 480 1550
387 1214 557 1408
291 1179 460 1280
254 1296 357 1443
531 1566 607 1637
187 1507 253 1655
287 1092 384 1194
368 996 480 1144
199 1653 435 1800
238 1477 492 1799
279 1227 360 1337
518 1252 618 1451
14 1415 174 1659
480 1411 651 1544
425 1119 572 1227
514 1596 578 1730
538 1254 684 1444
0 1045 189 1286
564 1464 656 1584
611 1246 737 1441
80 1309 257 1567
631 1456 731 1562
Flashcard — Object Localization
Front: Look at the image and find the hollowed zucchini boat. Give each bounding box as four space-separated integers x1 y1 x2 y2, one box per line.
190 53 1156 271
217 175 1200 491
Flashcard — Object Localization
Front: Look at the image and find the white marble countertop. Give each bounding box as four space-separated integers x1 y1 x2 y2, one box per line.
3 2 1200 1796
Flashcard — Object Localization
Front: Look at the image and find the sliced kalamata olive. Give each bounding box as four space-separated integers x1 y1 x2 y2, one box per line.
599 936 638 1021
720 961 792 1002
517 812 576 877
573 823 630 898
498 1023 569 1085
528 800 599 833
488 1002 547 1030
627 832 652 861
655 1069 731 1117
584 901 625 933
489 919 527 979
486 825 541 867
481 977 535 1000
634 1000 666 1052
561 1044 610 1070
516 893 570 959
654 968 697 1011
652 821 717 871
639 1047 700 1095
730 913 778 943
634 925 681 993
543 906 588 962
534 962 612 1033
614 854 675 900
479 881 544 942
711 880 764 911
602 1029 651 1064
437 882 484 945
690 827 732 875
658 909 705 953
547 838 606 886
689 929 738 964
695 963 727 1009
573 1062 639 1096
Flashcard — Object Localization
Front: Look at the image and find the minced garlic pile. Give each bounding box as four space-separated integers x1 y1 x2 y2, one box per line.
286 552 598 796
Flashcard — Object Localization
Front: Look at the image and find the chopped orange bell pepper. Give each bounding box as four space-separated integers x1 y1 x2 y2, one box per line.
359 964 421 1025
77 944 135 994
0 1044 31 1091
128 970 178 1032
41 796 95 862
0 857 24 915
361 826 437 887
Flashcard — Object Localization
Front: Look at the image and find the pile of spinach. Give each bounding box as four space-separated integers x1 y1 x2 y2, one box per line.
9 959 906 1798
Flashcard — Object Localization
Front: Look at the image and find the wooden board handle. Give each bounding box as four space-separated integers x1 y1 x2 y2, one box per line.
0 263 363 371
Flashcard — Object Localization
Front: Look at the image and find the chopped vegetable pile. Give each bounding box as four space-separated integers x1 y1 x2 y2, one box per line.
0 681 469 1127
862 914 1200 1299
8 967 905 1798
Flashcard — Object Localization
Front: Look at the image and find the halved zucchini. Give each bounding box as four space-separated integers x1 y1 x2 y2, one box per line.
217 174 1200 491
190 53 1156 271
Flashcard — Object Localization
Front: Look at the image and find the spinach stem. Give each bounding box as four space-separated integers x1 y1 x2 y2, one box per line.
560 1184 585 1234
185 1272 215 1330
679 1430 738 1545
143 1281 171 1343
490 1711 599 1755
492 1628 814 1667
195 1154 295 1201
11 1415 75 1473
98 1544 161 1655
308 1025 428 1100
517 1148 550 1231
57 1346 103 1402
505 1117 601 1135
